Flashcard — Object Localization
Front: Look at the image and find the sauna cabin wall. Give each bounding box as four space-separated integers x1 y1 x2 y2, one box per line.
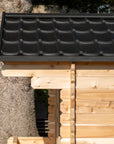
60 62 114 144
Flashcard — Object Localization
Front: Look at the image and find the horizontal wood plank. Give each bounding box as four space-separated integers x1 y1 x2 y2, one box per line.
2 69 70 77
61 92 114 101
8 137 54 144
60 126 114 138
76 77 114 90
2 64 70 89
61 100 110 109
60 113 114 125
31 75 70 89
2 63 70 77
61 138 114 144
77 89 114 93
93 107 114 114
77 70 114 77
61 105 114 114
77 93 114 101
76 99 110 108
76 106 92 114
8 137 114 144
76 63 114 77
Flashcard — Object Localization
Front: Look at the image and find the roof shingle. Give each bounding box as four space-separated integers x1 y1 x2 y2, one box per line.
1 12 114 61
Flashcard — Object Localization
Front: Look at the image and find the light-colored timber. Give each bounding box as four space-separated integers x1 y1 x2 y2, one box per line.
70 64 76 144
4 62 114 144
76 92 114 101
60 125 114 138
61 138 114 144
60 113 114 125
74 63 114 140
8 137 54 144
31 75 70 89
8 137 114 144
60 89 71 143
2 63 71 89
13 137 20 144
77 76 114 90
2 63 70 77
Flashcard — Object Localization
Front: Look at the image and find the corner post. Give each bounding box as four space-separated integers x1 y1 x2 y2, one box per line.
70 64 76 144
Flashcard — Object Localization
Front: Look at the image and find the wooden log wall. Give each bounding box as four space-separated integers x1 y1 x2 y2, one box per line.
5 62 114 144
7 137 114 144
60 62 114 144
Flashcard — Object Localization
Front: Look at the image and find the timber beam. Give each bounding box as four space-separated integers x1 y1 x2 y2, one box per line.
2 63 71 89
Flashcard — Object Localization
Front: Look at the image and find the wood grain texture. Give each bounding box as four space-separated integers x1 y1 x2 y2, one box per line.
70 64 76 144
48 90 56 140
61 92 114 101
61 104 114 114
74 63 114 140
31 73 70 89
76 63 114 77
61 99 111 109
8 137 114 144
2 63 70 89
76 77 114 90
61 138 114 144
77 92 114 101
60 126 114 138
8 137 54 144
2 63 71 77
77 69 114 77
60 113 114 125
13 137 20 144
60 89 70 100
60 89 70 142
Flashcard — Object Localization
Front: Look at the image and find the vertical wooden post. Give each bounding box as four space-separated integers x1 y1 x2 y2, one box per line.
13 136 20 144
70 64 76 144
48 90 56 143
55 90 61 144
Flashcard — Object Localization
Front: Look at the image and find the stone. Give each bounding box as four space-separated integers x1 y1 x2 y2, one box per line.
0 0 33 25
0 0 32 13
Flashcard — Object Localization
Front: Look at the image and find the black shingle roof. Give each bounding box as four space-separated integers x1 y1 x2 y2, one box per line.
1 12 114 62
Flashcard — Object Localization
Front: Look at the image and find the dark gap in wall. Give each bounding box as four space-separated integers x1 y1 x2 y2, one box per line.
34 89 49 137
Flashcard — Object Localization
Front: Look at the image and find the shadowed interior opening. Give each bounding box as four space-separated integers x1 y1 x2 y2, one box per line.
34 89 49 137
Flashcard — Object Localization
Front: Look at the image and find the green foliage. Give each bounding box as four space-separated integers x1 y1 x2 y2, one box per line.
32 0 113 13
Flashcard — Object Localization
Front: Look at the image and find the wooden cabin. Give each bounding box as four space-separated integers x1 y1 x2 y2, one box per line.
1 12 114 144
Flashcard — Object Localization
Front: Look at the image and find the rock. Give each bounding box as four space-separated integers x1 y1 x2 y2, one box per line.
32 5 48 13
0 0 33 25
1 0 32 13
32 4 79 14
